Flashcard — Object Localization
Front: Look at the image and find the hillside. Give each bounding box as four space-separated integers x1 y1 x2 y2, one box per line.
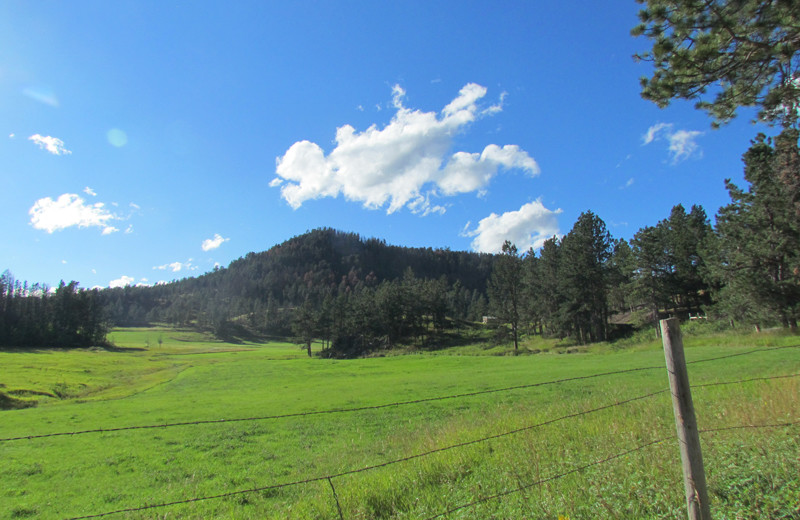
101 228 496 340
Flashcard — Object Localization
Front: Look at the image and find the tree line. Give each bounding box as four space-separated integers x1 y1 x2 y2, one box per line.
490 129 798 348
2 0 797 353
1 131 797 353
0 272 108 348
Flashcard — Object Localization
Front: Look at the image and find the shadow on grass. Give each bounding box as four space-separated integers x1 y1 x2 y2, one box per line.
98 345 146 352
0 344 145 354
0 392 37 410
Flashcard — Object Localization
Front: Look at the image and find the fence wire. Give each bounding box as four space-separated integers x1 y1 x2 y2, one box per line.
64 419 800 520
59 371 800 520
62 387 669 519
0 364 664 443
423 420 800 520
6 343 799 444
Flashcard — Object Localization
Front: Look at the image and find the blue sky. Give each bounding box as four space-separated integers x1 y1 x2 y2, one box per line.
1 1 769 289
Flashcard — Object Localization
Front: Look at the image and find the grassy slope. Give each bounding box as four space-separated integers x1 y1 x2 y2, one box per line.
1 327 798 519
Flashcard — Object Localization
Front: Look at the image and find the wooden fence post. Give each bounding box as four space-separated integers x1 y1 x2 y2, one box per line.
661 318 712 520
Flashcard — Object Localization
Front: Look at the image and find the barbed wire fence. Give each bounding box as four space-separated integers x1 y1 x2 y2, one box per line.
3 343 799 519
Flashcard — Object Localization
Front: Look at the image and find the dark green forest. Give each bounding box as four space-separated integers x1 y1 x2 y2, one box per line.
1 131 798 355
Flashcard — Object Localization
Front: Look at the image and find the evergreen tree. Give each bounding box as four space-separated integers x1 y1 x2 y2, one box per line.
632 0 800 128
559 212 613 343
707 132 800 328
291 297 318 357
667 204 712 314
521 248 543 335
536 236 564 337
488 241 523 350
607 238 636 315
631 223 671 330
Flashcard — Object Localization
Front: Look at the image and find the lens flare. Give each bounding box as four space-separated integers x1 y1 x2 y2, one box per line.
107 128 128 147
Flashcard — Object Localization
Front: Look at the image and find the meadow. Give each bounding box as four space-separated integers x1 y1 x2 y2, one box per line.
1 326 798 519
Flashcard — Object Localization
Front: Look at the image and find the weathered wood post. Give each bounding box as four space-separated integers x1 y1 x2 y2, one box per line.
661 318 712 520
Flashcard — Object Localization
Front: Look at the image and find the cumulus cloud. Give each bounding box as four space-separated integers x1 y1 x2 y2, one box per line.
273 83 538 215
109 275 135 288
84 186 97 197
28 134 71 155
201 233 229 251
462 199 562 253
29 193 119 234
642 123 703 163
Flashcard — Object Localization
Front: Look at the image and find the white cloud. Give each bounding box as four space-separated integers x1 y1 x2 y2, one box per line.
29 193 119 234
667 130 703 163
462 199 562 253
153 260 197 273
642 123 703 163
642 123 672 145
201 233 229 251
273 83 538 215
28 134 71 155
109 275 134 288
84 186 97 197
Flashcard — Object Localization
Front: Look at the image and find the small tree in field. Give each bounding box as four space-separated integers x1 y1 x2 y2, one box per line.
489 241 523 351
291 298 317 357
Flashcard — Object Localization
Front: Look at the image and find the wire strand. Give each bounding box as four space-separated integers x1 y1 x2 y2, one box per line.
8 344 798 443
63 388 668 519
1 365 664 443
423 419 800 520
59 376 800 519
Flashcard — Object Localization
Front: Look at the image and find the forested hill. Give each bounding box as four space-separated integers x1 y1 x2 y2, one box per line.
101 228 496 335
230 228 494 295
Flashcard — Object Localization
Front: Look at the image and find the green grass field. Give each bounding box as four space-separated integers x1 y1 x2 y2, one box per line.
1 326 798 519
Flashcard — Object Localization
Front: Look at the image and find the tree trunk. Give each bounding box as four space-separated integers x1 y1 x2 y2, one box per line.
512 323 518 351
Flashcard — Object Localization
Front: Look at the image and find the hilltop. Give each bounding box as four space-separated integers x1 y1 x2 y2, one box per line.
101 228 496 343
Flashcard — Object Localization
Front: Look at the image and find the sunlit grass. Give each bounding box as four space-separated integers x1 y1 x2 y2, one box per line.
1 326 798 519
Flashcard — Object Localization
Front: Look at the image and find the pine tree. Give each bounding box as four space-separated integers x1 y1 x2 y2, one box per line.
707 132 800 328
488 241 523 350
536 236 564 337
559 212 613 343
632 0 800 128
